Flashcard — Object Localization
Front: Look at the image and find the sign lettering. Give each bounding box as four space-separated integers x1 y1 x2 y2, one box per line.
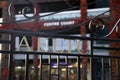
44 21 75 27
15 36 90 53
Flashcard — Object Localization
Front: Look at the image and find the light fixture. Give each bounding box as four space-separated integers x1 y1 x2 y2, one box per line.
16 66 22 69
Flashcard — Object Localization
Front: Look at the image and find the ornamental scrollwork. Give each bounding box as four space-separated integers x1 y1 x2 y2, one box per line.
0 0 120 38
8 0 36 21
88 18 120 38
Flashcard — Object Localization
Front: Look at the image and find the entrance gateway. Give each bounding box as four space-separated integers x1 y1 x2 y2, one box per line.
0 0 120 80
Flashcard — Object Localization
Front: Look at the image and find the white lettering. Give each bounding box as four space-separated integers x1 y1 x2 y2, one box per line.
44 21 75 27
61 21 74 26
44 22 59 26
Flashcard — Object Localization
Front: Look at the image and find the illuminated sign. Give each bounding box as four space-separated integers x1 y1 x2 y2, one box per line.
15 35 90 53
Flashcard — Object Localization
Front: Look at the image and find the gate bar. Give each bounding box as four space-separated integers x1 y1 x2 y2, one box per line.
8 34 15 80
0 30 120 42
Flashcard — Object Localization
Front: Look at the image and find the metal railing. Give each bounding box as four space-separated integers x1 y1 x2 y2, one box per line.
0 30 120 80
0 1 120 80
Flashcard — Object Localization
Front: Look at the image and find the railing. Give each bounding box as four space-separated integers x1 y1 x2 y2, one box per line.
0 30 120 80
0 0 120 80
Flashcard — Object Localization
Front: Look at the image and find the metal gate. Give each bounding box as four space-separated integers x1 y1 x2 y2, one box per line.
0 0 120 80
0 29 120 80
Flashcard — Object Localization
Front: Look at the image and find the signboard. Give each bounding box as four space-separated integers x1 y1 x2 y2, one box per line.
15 35 91 54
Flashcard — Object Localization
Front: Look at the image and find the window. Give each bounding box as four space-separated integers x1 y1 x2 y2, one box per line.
40 2 69 12
95 0 109 8
40 0 109 13
87 0 96 9
87 0 109 9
